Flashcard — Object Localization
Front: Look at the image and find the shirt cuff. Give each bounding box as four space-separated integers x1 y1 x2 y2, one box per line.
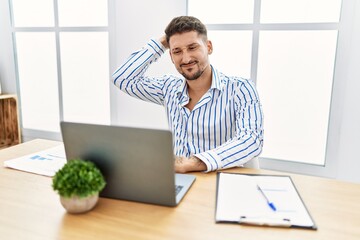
194 150 222 173
148 38 166 56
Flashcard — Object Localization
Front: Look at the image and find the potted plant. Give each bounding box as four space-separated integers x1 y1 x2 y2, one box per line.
52 159 106 214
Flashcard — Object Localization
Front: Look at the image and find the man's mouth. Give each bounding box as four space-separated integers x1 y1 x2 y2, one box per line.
180 61 197 68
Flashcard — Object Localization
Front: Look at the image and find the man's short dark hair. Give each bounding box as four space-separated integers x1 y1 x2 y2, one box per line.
165 16 207 44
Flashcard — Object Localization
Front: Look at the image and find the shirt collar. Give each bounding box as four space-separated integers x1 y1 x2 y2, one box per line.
210 65 224 91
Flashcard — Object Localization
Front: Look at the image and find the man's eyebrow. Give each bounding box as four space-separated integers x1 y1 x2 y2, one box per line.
188 43 199 47
171 43 199 51
182 43 199 48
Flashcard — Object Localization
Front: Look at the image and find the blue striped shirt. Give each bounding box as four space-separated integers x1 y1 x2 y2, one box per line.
112 39 264 172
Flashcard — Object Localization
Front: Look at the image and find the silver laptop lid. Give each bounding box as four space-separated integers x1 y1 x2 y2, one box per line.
60 121 192 206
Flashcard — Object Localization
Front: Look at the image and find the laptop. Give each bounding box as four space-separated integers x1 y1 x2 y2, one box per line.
60 121 196 207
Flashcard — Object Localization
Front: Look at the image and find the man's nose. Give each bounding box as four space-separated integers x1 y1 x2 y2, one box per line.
182 50 192 63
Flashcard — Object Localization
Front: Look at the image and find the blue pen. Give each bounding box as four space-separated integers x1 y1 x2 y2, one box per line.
257 184 277 211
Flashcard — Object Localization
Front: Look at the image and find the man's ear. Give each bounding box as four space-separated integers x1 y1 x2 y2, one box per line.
207 40 213 55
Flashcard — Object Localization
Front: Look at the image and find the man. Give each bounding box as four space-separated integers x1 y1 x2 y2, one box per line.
112 16 263 173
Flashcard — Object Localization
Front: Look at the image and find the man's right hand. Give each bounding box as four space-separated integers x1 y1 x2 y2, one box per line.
159 35 169 49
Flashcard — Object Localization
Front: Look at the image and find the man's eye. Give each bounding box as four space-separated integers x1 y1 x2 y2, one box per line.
173 50 181 55
189 45 198 51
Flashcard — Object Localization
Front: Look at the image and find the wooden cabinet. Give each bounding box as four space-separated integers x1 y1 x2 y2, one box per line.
0 94 21 149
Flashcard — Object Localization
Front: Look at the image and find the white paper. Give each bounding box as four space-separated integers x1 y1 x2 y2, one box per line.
4 145 66 177
215 173 315 228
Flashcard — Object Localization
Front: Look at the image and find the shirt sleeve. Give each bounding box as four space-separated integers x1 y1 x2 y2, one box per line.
195 79 264 172
111 39 168 105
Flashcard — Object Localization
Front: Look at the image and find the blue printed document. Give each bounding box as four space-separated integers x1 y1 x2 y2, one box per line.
4 145 66 177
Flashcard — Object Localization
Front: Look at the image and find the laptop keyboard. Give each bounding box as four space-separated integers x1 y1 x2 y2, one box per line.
175 185 184 195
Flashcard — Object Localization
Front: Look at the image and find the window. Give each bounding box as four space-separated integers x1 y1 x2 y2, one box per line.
10 0 110 134
188 0 342 168
208 31 253 79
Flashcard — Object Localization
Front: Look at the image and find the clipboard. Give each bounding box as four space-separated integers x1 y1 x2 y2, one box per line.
215 172 317 230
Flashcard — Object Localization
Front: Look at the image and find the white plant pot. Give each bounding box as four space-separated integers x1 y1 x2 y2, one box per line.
60 193 99 214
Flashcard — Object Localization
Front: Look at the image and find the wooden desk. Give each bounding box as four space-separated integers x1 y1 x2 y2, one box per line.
1 139 359 240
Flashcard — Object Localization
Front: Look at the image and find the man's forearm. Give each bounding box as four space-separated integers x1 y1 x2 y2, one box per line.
175 156 207 173
112 39 165 89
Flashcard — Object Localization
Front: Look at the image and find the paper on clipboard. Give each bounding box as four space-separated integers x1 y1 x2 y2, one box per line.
215 172 317 229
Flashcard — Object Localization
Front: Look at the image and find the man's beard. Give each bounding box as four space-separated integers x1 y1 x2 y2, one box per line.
181 69 204 80
180 62 205 80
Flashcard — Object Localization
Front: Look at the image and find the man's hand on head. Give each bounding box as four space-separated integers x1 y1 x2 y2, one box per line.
174 155 207 173
159 35 169 49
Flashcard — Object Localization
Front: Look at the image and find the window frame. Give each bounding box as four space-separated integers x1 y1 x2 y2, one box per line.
9 0 116 141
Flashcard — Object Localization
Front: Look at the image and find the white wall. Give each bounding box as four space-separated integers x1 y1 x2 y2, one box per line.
111 0 187 130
